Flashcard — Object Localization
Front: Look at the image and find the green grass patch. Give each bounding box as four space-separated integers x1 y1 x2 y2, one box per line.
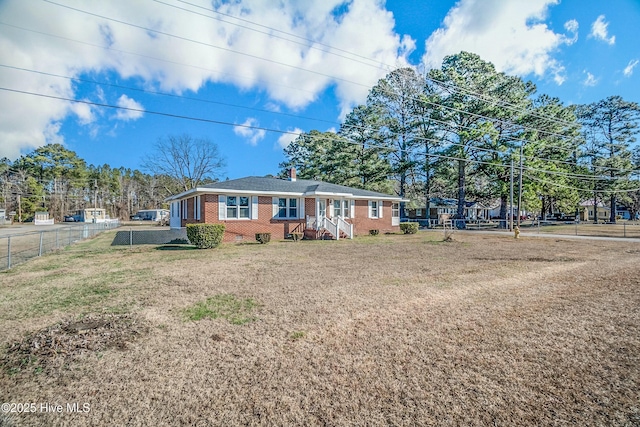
183 294 258 325
19 284 114 318
289 330 306 340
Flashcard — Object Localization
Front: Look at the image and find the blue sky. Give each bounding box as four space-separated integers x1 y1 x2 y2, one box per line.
1 0 639 179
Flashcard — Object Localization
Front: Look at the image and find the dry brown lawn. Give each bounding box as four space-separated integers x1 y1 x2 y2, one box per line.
0 231 639 426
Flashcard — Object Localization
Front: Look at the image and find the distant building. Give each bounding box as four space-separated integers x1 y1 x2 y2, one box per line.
73 208 108 223
132 209 169 222
579 201 611 221
404 198 499 224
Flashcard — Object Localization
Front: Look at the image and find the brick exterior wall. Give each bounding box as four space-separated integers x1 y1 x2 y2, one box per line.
349 200 397 236
179 194 399 241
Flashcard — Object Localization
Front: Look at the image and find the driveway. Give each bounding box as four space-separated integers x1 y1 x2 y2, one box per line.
0 223 85 238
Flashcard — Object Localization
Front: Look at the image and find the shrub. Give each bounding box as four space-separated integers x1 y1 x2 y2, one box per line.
255 232 271 244
369 229 379 236
290 232 303 242
400 222 419 234
186 223 225 249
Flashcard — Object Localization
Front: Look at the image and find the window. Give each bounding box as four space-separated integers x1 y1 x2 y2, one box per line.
370 201 378 218
392 203 400 218
416 208 423 217
227 196 250 219
278 198 298 218
333 199 350 218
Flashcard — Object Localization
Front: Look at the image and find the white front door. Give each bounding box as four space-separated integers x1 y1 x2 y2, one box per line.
392 202 400 226
170 201 181 229
318 199 326 218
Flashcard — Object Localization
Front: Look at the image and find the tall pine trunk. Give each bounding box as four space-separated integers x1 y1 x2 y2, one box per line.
610 193 616 223
456 159 466 229
499 195 508 229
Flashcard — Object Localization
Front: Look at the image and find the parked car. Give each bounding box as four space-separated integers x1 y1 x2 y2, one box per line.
130 215 143 221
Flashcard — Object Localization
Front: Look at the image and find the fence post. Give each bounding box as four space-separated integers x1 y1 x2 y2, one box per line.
38 231 44 257
129 228 133 248
624 222 626 238
56 229 59 249
7 236 11 269
575 221 578 236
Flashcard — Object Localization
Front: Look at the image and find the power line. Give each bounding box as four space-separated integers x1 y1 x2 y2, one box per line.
0 64 340 128
161 0 580 130
38 1 589 144
152 0 391 71
42 0 371 88
0 22 318 98
0 86 300 137
5 85 639 181
525 173 640 193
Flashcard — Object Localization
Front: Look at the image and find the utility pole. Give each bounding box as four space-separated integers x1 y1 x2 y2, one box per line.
509 159 514 231
94 179 98 209
17 194 21 222
517 142 524 228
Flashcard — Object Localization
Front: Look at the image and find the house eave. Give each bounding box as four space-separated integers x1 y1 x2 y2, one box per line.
166 188 406 202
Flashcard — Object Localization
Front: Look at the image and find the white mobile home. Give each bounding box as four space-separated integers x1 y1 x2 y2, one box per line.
133 209 169 222
74 208 108 223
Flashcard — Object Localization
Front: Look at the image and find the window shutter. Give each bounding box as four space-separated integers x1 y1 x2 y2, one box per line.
195 196 201 220
350 200 355 218
368 200 373 218
272 197 278 218
252 196 258 219
299 198 305 218
379 200 383 218
218 195 226 220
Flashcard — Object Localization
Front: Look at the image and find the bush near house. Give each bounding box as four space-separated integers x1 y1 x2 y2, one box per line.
290 232 303 242
369 229 380 236
186 224 225 248
255 233 271 244
400 222 419 234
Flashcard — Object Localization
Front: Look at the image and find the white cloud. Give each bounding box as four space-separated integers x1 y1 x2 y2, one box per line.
422 0 576 85
583 71 598 87
0 0 411 159
70 102 96 125
277 128 303 149
589 15 615 45
563 19 579 45
114 94 144 121
234 118 266 146
624 59 639 77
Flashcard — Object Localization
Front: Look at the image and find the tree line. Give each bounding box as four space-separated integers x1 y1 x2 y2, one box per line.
0 134 225 221
279 51 640 224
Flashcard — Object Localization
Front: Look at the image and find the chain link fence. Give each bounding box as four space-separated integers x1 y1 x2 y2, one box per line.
0 221 120 270
414 218 640 239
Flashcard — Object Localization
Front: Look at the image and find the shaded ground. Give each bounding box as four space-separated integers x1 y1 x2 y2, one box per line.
0 231 638 426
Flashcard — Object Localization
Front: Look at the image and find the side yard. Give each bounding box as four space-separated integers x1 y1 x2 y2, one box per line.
1 231 639 426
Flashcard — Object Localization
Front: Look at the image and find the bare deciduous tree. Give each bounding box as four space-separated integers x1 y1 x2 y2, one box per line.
142 134 226 193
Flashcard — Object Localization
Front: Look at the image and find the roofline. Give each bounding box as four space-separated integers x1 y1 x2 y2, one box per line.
165 187 405 202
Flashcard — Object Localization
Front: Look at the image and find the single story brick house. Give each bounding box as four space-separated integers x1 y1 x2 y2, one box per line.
165 169 404 242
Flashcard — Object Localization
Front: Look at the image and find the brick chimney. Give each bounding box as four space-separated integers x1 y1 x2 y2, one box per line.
288 167 297 182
